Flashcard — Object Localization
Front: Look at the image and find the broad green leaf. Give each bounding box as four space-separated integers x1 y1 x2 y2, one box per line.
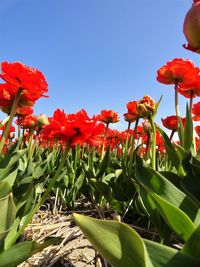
4 217 21 249
144 239 200 267
89 178 113 202
0 182 11 199
182 224 200 259
0 193 16 241
135 155 200 226
157 126 185 176
138 185 172 243
33 153 53 179
0 237 61 267
181 156 200 205
74 213 153 267
0 148 28 180
150 193 195 241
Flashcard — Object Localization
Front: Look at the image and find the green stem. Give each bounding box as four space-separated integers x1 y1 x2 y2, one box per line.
29 129 41 159
101 123 109 161
169 129 175 141
17 115 21 138
189 91 194 113
124 122 131 166
128 118 139 172
174 83 183 144
149 116 156 170
0 89 22 155
6 141 71 249
174 83 180 118
28 127 35 160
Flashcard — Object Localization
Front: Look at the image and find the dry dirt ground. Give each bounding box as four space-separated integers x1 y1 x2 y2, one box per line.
18 210 99 267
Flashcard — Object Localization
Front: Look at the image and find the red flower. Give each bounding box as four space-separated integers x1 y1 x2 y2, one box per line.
183 1 200 53
16 106 34 116
0 122 15 133
42 109 105 146
156 58 199 85
178 77 200 98
192 102 200 121
0 61 48 106
161 115 186 130
16 115 38 129
96 110 120 124
195 125 200 137
123 101 138 122
127 101 137 114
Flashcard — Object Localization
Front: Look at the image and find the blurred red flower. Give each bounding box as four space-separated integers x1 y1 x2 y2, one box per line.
156 58 199 85
195 125 200 137
183 1 200 53
192 102 200 121
0 122 15 133
96 110 120 124
16 115 38 129
161 115 186 130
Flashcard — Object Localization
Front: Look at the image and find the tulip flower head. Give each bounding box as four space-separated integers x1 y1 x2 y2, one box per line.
136 95 155 118
183 0 200 53
96 110 120 125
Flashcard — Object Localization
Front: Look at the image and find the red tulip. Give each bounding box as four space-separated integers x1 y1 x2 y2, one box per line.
195 125 200 137
96 109 120 124
177 76 200 98
123 101 139 122
16 115 38 129
183 0 200 53
161 115 186 130
42 109 105 146
192 102 200 121
0 62 48 111
157 58 199 85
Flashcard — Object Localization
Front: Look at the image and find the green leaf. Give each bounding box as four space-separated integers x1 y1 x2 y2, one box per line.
156 126 185 176
98 146 110 178
0 193 16 241
181 156 200 205
74 213 153 267
0 148 28 180
137 185 172 243
33 153 53 179
144 239 200 267
135 155 200 226
153 95 162 117
89 178 113 202
0 237 61 267
150 193 195 241
182 224 200 259
183 105 193 151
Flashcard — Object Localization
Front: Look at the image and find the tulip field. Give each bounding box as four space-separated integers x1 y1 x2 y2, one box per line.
1 1 200 267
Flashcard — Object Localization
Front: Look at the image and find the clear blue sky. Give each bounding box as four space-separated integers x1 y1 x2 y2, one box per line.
0 0 198 129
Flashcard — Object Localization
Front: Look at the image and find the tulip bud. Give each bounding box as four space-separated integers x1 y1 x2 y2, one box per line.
37 114 49 128
183 1 200 53
136 95 155 118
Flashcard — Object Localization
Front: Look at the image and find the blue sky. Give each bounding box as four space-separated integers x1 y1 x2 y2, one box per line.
0 0 198 129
